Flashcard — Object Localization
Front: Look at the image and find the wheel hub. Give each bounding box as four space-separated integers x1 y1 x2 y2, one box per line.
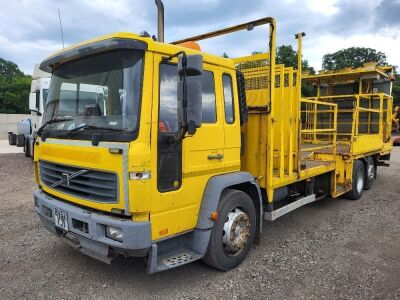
222 208 251 256
356 171 364 193
367 164 375 180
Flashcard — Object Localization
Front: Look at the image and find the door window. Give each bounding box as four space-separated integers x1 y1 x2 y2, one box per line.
158 64 217 133
222 74 235 124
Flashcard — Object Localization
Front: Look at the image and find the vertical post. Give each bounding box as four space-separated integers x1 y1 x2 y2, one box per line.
379 94 383 137
58 8 65 49
333 104 337 155
368 96 371 134
279 65 285 179
288 68 294 177
295 32 305 99
267 20 276 194
155 0 165 43
354 95 360 139
295 32 305 176
313 102 317 143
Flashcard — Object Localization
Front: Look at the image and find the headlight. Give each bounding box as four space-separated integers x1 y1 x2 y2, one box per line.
105 226 123 242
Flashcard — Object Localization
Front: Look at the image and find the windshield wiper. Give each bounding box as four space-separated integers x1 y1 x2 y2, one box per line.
37 117 74 136
66 124 125 136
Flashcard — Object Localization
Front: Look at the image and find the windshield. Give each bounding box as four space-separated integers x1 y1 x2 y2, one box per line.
43 49 144 135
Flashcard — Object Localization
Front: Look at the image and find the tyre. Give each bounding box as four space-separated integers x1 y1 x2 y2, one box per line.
16 134 25 147
8 133 16 145
203 189 256 271
364 156 376 190
24 138 30 157
345 160 365 200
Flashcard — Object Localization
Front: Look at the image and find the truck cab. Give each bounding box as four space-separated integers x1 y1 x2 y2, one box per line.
34 32 247 272
8 65 50 156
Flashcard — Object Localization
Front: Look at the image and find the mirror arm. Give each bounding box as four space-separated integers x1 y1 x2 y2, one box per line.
30 109 42 116
162 50 187 63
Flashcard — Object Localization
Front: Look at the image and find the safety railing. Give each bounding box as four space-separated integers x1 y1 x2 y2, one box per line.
306 93 391 143
300 99 338 155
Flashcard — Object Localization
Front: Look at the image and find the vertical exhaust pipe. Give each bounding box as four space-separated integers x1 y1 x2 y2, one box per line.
155 0 164 42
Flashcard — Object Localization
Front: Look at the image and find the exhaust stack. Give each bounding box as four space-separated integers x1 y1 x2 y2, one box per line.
155 0 165 42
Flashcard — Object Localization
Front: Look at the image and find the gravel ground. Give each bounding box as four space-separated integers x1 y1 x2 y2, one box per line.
0 149 399 299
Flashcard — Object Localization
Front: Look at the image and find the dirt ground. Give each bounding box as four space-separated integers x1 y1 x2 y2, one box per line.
0 148 399 299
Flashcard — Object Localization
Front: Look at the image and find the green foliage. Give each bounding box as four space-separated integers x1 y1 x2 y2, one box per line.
274 45 316 97
322 47 387 70
0 58 31 114
276 45 315 75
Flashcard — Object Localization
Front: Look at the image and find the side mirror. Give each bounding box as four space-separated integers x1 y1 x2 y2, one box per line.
176 53 203 139
178 79 202 135
178 54 203 77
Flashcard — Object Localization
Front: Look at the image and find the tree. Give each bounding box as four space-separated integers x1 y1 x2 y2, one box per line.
275 45 316 97
321 47 399 106
0 58 24 77
275 45 315 75
322 47 387 70
0 58 31 114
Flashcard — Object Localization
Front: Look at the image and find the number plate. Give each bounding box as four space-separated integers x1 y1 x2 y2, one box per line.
54 208 68 231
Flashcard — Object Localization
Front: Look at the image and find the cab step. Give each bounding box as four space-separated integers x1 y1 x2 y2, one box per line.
264 194 316 221
147 229 210 273
162 251 202 268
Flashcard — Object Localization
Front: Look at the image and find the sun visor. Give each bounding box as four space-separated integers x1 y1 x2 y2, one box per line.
39 38 147 73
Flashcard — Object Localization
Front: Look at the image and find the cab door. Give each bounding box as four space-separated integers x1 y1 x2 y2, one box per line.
150 54 225 240
220 70 241 171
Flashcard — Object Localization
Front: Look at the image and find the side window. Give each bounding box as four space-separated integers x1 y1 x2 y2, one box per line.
222 74 235 124
35 90 40 110
159 63 217 131
200 71 217 123
159 64 180 133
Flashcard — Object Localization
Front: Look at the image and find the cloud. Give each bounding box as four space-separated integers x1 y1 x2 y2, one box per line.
1 0 399 74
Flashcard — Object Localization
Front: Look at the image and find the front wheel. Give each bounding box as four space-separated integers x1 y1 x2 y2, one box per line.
203 189 256 271
24 138 30 157
345 160 365 200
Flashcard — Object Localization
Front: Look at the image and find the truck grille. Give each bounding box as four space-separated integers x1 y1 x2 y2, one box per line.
39 161 118 203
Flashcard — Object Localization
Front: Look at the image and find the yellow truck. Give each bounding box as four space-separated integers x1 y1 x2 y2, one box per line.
33 2 393 273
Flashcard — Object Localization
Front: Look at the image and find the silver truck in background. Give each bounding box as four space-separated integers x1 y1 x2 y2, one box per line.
8 64 50 157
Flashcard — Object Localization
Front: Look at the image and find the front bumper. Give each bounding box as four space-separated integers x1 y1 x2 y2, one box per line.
34 189 151 263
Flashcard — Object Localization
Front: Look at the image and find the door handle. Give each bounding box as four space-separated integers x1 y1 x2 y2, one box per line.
208 153 224 160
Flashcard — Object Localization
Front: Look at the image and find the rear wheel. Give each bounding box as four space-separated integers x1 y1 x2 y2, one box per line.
16 134 24 147
8 133 16 145
364 156 376 190
345 160 365 200
203 189 256 271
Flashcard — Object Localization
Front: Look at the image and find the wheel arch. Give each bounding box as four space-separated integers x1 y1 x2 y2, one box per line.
197 172 263 235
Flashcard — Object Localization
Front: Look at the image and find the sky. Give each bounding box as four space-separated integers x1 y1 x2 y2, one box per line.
1 0 399 75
